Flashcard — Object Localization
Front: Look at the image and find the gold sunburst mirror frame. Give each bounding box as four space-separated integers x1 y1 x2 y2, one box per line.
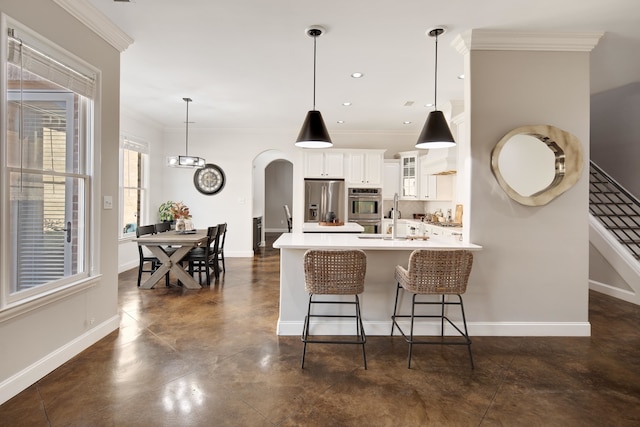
490 124 583 206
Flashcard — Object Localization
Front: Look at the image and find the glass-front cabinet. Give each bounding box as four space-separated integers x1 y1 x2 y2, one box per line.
400 151 418 199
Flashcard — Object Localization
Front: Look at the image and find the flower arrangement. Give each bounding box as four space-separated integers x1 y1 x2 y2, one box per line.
171 201 192 219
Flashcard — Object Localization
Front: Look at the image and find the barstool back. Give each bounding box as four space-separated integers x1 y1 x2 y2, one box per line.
396 249 473 295
303 249 366 295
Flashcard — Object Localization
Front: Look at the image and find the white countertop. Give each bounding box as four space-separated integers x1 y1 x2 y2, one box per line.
302 222 364 233
273 232 481 251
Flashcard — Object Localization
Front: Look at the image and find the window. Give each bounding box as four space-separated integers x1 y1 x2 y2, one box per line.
120 138 148 237
2 21 96 304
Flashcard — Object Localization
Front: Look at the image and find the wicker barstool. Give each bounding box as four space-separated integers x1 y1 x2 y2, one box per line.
391 249 474 369
301 249 367 369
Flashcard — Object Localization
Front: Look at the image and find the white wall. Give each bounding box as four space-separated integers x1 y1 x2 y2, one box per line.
590 82 640 198
0 0 121 403
460 34 593 334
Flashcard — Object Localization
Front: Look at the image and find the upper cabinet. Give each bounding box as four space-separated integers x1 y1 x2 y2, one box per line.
419 173 454 201
399 151 419 199
303 151 345 178
395 150 455 201
382 159 400 199
346 150 384 187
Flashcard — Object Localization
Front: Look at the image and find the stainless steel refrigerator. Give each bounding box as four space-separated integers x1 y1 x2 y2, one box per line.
304 179 345 223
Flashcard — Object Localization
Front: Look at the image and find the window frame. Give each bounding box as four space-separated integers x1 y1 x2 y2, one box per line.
0 15 100 313
119 136 149 240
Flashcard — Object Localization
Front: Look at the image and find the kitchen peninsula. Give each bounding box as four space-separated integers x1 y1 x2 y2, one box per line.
273 233 482 336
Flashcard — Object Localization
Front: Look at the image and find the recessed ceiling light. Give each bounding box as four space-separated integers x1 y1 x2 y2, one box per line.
351 72 364 78
425 103 434 108
337 120 345 124
458 74 465 79
403 121 412 125
342 102 352 106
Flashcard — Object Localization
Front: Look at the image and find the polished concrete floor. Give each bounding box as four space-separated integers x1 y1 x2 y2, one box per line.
1 233 640 426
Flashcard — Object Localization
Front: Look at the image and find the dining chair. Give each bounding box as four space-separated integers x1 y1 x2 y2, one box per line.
215 222 227 273
284 205 292 232
155 222 171 233
186 226 218 285
301 249 368 369
136 224 169 287
391 249 474 368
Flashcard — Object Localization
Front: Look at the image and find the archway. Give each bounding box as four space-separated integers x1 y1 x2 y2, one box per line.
252 150 293 250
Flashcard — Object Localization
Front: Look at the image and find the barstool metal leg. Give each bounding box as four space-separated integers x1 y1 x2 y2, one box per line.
390 283 401 336
440 294 446 337
407 293 418 368
355 294 367 369
301 295 313 368
458 294 474 369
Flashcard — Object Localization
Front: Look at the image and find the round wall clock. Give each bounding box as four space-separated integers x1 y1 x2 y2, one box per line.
193 163 226 195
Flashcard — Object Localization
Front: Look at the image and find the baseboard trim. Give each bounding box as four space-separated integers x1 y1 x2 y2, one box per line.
590 279 639 305
277 319 591 337
0 315 120 405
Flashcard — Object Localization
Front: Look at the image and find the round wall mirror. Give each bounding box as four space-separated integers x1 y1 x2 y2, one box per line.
491 125 582 206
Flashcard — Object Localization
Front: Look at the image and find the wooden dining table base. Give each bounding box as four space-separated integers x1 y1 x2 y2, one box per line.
140 245 203 289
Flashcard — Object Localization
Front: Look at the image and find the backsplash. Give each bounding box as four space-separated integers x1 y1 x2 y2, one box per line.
382 200 455 219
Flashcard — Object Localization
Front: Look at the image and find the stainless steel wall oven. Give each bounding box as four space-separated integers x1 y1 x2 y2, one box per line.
348 188 382 233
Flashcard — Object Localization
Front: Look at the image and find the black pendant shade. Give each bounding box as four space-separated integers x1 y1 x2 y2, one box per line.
296 26 333 148
295 110 333 148
416 27 456 149
415 110 456 149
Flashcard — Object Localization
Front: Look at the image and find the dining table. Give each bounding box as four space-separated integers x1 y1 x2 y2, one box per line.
133 229 208 289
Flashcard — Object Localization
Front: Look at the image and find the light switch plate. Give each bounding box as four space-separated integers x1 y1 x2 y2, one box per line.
103 195 113 210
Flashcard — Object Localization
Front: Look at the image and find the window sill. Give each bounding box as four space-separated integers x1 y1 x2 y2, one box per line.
0 275 102 323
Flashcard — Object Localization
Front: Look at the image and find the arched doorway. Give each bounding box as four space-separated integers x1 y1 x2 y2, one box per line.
252 150 293 249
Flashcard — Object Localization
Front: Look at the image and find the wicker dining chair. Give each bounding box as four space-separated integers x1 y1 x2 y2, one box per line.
301 249 367 369
391 249 474 368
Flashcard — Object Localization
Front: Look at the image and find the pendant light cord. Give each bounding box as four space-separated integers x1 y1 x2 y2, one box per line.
184 98 190 156
433 31 439 111
312 33 317 110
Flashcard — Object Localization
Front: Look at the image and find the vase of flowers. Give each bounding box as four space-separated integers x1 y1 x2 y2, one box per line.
171 201 191 232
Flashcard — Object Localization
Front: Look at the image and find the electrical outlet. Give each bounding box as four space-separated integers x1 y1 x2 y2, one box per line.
89 317 95 326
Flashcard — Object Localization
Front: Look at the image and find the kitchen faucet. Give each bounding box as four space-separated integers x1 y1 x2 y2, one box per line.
392 192 398 240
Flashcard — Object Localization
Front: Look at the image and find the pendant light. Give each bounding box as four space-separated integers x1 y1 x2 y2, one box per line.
167 97 206 167
295 26 333 148
416 27 456 149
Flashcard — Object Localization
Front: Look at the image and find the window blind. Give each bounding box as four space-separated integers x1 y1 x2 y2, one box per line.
7 29 96 99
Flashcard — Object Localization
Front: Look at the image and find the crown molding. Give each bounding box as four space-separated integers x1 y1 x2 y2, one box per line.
53 0 133 52
453 29 603 55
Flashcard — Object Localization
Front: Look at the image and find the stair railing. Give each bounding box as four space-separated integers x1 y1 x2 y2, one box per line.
589 161 640 260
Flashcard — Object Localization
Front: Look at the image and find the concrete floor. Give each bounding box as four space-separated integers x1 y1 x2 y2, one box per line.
1 233 640 426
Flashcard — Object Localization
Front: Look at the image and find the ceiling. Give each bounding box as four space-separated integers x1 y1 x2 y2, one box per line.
87 0 640 147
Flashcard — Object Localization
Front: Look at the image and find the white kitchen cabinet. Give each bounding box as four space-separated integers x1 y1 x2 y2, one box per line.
304 151 344 178
419 174 454 201
399 151 418 199
382 159 400 199
346 150 384 186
